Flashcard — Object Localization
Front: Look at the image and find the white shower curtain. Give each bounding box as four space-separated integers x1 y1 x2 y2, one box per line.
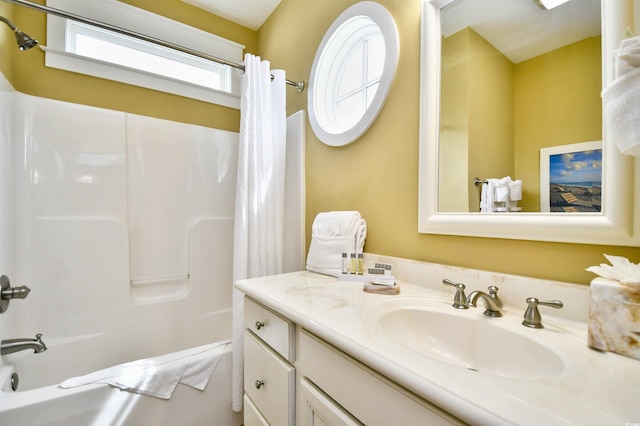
232 54 287 411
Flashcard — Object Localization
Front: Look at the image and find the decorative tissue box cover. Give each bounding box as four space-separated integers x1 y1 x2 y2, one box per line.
588 278 640 360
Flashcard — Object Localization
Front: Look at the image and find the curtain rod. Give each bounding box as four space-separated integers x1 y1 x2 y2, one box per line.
2 0 305 92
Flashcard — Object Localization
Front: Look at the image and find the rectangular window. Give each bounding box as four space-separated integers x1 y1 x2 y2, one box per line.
44 0 244 109
67 21 230 92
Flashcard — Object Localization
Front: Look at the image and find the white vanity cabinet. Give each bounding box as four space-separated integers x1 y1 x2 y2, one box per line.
243 297 296 426
297 330 464 426
242 296 464 426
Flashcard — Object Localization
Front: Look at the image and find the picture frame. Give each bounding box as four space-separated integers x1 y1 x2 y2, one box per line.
540 141 602 213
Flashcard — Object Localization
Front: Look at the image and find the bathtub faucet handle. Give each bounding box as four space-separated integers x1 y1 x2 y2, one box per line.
0 275 32 313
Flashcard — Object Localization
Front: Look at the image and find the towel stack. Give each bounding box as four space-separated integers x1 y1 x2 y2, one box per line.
481 177 522 212
602 35 640 156
306 211 366 277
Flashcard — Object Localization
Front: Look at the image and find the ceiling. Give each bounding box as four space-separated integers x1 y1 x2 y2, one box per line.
181 0 282 30
181 0 601 63
441 0 601 63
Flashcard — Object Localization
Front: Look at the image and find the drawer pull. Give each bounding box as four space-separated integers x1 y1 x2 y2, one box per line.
255 320 265 330
254 379 264 389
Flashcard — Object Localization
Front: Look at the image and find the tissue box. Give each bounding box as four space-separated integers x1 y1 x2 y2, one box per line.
588 277 640 361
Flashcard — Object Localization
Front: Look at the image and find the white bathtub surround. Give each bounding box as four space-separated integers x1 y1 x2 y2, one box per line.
60 340 230 399
232 54 288 411
306 210 367 277
127 116 191 291
235 254 639 425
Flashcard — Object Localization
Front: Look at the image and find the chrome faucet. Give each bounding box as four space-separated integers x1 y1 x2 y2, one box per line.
466 286 503 317
1 333 47 355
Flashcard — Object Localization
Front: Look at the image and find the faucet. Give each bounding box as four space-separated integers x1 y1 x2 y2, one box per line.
466 286 503 317
1 333 47 355
522 297 563 328
442 279 468 309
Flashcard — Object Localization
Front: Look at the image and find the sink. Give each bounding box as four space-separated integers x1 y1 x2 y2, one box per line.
370 302 565 380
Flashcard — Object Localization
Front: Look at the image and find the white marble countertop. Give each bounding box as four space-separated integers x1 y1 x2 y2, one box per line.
235 269 640 426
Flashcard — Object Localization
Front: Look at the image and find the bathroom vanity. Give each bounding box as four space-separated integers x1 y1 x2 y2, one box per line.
235 256 640 425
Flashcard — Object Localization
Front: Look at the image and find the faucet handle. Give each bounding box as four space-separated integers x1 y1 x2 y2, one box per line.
442 279 468 309
0 275 31 314
487 285 503 308
522 297 563 329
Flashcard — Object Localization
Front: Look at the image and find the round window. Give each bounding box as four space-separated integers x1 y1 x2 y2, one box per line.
308 2 399 147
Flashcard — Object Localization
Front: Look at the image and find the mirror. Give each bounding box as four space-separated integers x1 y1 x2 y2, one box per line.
308 1 399 147
419 0 640 245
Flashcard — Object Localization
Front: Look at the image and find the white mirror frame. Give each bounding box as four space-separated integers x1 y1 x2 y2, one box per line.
418 0 640 246
308 1 400 147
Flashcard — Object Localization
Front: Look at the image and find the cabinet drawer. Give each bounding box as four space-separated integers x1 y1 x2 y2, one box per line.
299 330 464 426
244 330 295 426
243 394 269 426
245 297 294 361
300 377 363 426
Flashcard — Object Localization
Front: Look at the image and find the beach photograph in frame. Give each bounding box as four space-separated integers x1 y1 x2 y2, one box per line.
540 141 602 212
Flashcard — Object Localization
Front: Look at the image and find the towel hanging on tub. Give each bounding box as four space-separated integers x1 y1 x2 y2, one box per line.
59 341 230 399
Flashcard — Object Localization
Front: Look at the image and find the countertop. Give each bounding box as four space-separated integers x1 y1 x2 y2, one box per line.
235 270 640 426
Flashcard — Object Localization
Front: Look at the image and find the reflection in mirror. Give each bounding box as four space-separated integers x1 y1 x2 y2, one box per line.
438 0 601 212
418 0 639 245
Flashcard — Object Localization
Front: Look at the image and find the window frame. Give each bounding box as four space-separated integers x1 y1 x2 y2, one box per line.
307 1 400 147
44 0 244 109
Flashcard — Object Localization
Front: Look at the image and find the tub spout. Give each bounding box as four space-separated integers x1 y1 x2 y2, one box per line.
1 333 47 355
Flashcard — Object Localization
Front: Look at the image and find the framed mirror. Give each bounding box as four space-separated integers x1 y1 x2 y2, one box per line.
418 0 639 245
308 1 399 147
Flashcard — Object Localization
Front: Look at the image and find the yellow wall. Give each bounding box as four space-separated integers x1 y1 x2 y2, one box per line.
259 0 640 285
514 37 602 212
1 0 638 284
0 2 15 81
439 29 470 212
440 28 514 212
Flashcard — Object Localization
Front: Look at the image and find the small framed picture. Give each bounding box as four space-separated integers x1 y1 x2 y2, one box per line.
540 141 602 213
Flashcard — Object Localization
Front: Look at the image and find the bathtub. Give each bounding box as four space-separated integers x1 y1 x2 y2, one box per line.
0 326 242 425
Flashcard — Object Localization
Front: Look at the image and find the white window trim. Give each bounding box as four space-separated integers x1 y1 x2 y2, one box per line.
44 0 244 109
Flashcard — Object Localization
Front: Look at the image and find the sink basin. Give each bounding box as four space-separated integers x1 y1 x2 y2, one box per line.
372 304 565 380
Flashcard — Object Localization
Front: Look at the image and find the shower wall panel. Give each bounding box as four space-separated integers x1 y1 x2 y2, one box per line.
0 73 305 364
5 93 240 358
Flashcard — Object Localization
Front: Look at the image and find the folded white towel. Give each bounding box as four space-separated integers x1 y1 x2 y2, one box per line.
603 67 640 156
495 183 509 203
59 341 229 399
509 180 523 201
613 35 640 79
306 211 367 277
603 35 640 156
311 211 362 236
306 235 355 276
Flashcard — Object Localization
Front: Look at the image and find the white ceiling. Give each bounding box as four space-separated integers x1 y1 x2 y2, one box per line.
181 0 282 30
181 0 601 63
442 0 601 63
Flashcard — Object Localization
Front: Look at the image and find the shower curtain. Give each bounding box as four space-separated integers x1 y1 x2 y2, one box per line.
232 54 287 411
